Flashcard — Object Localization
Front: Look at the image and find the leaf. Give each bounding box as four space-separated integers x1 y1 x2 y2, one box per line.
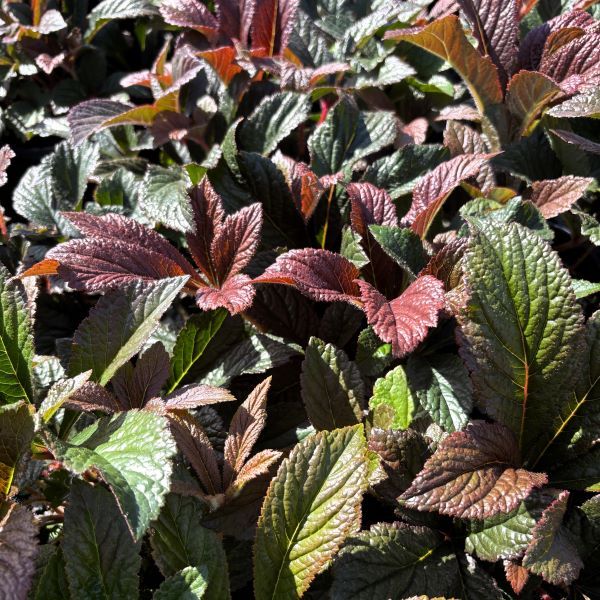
572 279 600 299
255 249 360 303
0 402 33 499
223 378 271 488
465 488 558 562
68 99 135 145
406 355 473 433
522 491 583 586
167 310 228 393
254 425 368 600
548 87 600 118
161 385 234 411
69 277 188 386
0 503 38 600
457 0 519 82
347 182 398 235
550 446 600 491
403 154 492 238
457 221 584 463
0 145 14 188
38 371 93 423
504 560 529 595
151 493 230 600
12 159 59 229
550 128 600 155
160 0 218 35
29 546 69 600
401 421 547 519
63 480 141 599
386 16 502 114
368 225 427 278
239 93 310 155
49 410 176 540
357 276 445 359
331 522 457 600
301 338 365 431
251 0 299 55
154 566 208 599
370 366 415 430
141 166 194 233
506 70 562 136
340 227 370 269
529 175 593 219
87 0 158 37
0 265 33 404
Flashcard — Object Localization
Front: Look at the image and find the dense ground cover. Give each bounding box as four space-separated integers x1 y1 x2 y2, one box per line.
1 0 600 598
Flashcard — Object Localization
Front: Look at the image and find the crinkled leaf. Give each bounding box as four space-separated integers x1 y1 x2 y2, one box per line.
63 480 141 599
458 222 583 463
0 402 33 499
406 354 473 433
357 276 445 359
548 87 600 118
369 225 427 278
153 566 208 599
38 371 92 423
0 265 33 404
340 226 370 269
160 0 218 34
151 493 230 600
87 0 159 37
529 175 593 219
370 366 414 430
254 425 368 600
331 522 458 600
49 410 176 540
301 337 364 431
401 421 547 519
69 277 188 386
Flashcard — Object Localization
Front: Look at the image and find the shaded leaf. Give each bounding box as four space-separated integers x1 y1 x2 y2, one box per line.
369 225 427 279
251 0 299 56
0 402 33 499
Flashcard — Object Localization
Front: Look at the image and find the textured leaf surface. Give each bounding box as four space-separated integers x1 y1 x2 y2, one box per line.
523 491 583 586
401 421 547 519
151 494 230 600
331 522 457 600
69 277 187 386
369 225 427 278
0 503 38 600
301 338 364 431
254 425 368 600
0 266 33 404
251 0 299 55
406 355 472 433
153 566 208 599
370 366 414 430
357 276 445 358
0 402 34 499
529 176 593 219
458 222 583 463
548 88 600 118
49 410 176 539
63 480 141 599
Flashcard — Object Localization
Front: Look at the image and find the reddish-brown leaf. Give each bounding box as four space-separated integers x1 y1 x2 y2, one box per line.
216 0 256 45
347 182 398 238
162 384 235 410
223 377 271 488
504 561 529 595
195 274 256 314
357 276 445 358
251 0 299 56
551 129 600 154
401 421 548 519
198 46 243 84
529 176 593 218
64 382 122 413
160 0 219 36
403 154 492 238
255 249 361 304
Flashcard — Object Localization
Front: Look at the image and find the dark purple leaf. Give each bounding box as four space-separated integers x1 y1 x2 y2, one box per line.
64 382 122 413
251 0 299 56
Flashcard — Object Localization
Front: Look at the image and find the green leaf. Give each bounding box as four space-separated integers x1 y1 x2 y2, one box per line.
63 480 141 599
239 93 310 156
369 365 415 430
141 165 194 233
369 225 427 278
458 222 583 464
0 266 33 404
167 310 228 393
340 226 370 269
254 425 368 600
572 279 600 299
38 371 92 424
51 140 100 208
355 327 393 377
153 566 208 599
69 277 188 386
309 96 397 176
0 402 33 499
30 546 69 600
300 337 365 431
48 410 176 540
151 494 230 600
406 354 472 433
550 445 600 491
331 522 458 600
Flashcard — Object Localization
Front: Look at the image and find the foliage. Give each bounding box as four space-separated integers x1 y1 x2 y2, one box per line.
1 0 600 598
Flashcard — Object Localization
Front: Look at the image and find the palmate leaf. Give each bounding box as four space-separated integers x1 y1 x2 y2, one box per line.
151 493 230 600
254 425 368 600
69 277 188 386
0 402 33 499
48 410 176 540
385 16 502 115
458 221 584 464
331 522 458 600
301 337 364 431
401 421 547 519
0 502 38 600
0 266 34 404
63 480 141 599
